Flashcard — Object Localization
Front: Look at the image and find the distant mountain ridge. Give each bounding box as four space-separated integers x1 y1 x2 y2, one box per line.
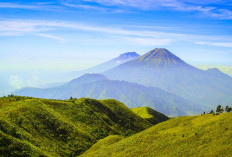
67 73 108 85
14 74 202 117
104 48 232 107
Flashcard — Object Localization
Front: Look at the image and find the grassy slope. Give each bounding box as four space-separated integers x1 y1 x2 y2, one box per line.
131 107 169 125
0 96 151 156
82 113 232 157
83 135 124 155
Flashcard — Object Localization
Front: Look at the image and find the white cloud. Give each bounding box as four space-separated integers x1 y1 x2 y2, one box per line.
195 41 232 48
0 19 204 39
125 37 173 46
0 19 232 47
206 9 232 19
37 33 66 42
0 19 180 39
0 20 56 32
60 2 107 11
64 0 232 19
0 3 42 9
0 2 60 10
0 1 231 19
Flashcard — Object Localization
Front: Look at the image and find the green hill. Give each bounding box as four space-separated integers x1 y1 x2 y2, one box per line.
82 135 124 155
0 96 152 156
81 113 232 157
131 107 169 124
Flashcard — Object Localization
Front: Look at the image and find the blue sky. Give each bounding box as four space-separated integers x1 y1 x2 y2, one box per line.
0 0 232 73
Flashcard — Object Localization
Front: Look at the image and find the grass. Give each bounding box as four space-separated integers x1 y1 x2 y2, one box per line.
2 95 231 157
81 112 232 157
0 96 152 156
131 107 169 124
83 135 124 155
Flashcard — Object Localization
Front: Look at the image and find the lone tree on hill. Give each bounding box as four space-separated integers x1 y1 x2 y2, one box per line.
216 105 224 114
225 106 232 112
209 110 215 114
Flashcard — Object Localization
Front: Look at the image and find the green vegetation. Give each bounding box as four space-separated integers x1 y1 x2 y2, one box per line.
82 113 232 157
83 135 124 155
225 106 232 112
209 109 215 114
0 96 152 156
131 107 169 124
208 105 232 114
2 95 231 157
216 105 224 113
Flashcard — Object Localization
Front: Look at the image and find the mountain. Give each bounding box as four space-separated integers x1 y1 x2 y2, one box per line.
14 74 202 117
104 48 232 107
67 73 108 85
0 96 152 156
81 113 232 157
84 52 140 73
197 65 232 77
69 52 140 78
131 107 169 125
131 48 188 67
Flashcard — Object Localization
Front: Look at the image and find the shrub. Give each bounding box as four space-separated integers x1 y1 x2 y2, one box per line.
216 105 224 114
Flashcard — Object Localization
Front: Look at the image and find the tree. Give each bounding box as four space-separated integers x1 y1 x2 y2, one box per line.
216 105 224 114
225 106 232 112
70 96 73 100
209 110 215 114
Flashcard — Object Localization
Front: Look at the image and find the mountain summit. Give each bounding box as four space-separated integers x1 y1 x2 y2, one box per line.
104 52 140 65
69 52 140 78
118 52 140 61
131 48 188 68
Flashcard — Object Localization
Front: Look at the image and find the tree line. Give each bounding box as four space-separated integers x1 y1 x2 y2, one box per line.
209 105 232 115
